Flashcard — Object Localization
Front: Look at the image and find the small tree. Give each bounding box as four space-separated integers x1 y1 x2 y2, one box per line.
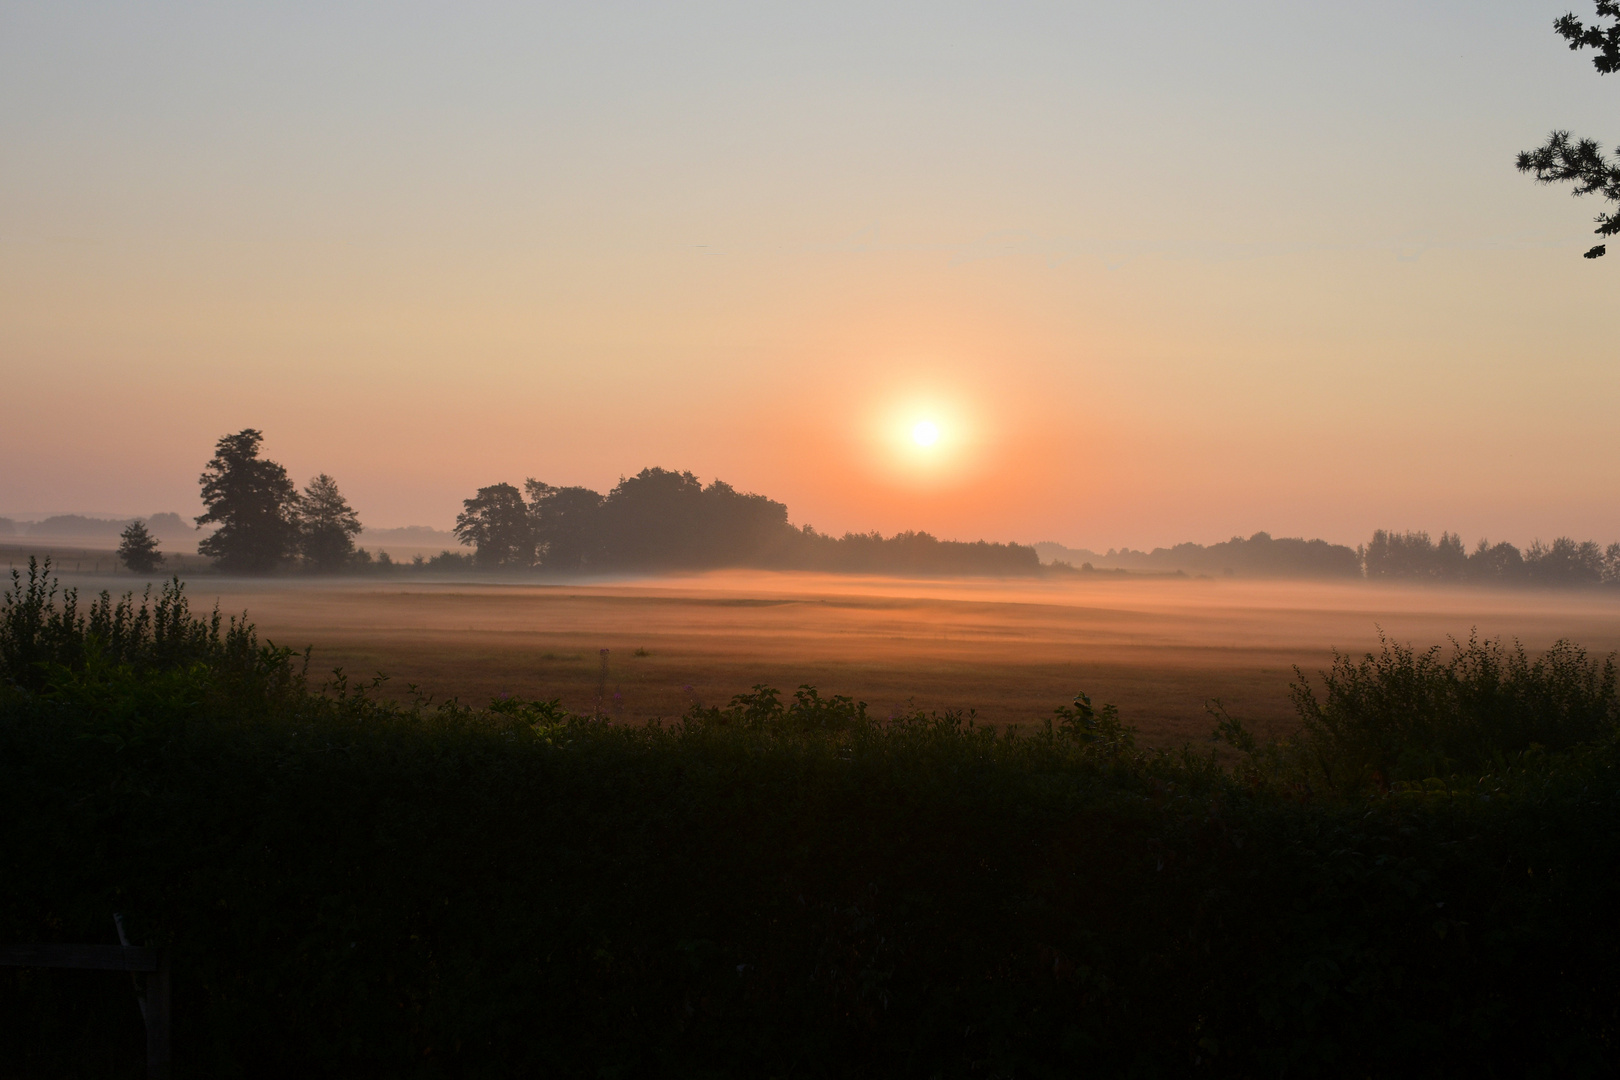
297 473 363 572
1517 2 1620 258
196 429 301 573
116 520 165 574
454 483 533 568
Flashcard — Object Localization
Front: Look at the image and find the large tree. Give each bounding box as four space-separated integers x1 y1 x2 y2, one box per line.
296 474 363 572
196 430 301 573
454 483 533 568
1517 2 1620 258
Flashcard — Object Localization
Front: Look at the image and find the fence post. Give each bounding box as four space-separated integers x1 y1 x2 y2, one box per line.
145 948 171 1079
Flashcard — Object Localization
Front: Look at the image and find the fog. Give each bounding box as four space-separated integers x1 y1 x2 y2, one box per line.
63 569 1618 745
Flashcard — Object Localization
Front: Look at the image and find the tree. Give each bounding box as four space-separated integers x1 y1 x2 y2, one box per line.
454 483 533 568
296 473 363 572
196 430 301 573
116 520 165 574
525 480 604 572
1517 2 1620 258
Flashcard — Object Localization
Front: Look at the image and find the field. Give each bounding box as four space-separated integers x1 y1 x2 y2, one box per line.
14 545 1620 744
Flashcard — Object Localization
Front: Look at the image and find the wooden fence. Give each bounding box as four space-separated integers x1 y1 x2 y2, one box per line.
0 916 170 1078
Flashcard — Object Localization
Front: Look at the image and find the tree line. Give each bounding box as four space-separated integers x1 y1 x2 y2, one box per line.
1361 529 1620 587
105 431 1620 586
454 468 1041 575
1040 529 1620 588
135 431 1039 576
0 513 187 540
1039 532 1364 579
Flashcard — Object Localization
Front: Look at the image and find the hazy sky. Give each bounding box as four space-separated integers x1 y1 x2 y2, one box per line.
3 1 1615 549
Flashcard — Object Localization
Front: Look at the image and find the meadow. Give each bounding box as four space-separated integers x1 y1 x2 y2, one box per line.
19 554 1620 742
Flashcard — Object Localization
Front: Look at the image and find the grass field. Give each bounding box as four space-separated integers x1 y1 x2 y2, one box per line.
16 548 1620 746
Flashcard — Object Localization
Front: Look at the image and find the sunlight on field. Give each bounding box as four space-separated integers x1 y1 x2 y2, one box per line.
81 569 1615 747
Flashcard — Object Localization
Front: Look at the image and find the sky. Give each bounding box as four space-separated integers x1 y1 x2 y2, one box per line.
2 0 1616 550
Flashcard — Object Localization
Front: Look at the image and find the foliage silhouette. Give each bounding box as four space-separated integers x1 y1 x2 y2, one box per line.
458 467 1041 575
115 520 164 574
454 482 533 568
1517 1 1620 258
525 480 605 571
1359 529 1619 586
195 429 300 573
295 473 363 572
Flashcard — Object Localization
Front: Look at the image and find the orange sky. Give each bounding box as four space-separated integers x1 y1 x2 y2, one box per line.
3 2 1616 550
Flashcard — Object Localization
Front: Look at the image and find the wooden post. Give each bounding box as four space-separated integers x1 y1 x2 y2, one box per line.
0 937 171 1077
145 948 171 1079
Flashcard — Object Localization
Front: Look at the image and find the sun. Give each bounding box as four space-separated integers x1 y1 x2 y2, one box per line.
912 420 939 447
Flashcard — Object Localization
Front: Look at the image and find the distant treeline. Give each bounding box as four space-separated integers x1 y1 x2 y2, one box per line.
1038 532 1362 579
1038 529 1620 588
1362 530 1620 587
456 470 1040 576
40 430 1620 587
0 512 188 540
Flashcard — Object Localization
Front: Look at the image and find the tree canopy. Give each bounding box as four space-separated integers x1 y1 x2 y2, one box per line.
297 474 363 573
454 483 534 568
1517 2 1620 258
196 430 301 573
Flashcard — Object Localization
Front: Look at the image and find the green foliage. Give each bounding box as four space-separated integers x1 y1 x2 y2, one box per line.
1214 631 1619 797
681 682 870 733
5 569 1620 1076
0 558 279 694
1052 690 1136 754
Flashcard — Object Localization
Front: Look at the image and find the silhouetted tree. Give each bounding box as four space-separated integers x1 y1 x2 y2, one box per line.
1517 2 1620 258
297 473 363 572
1527 537 1606 585
594 468 708 568
1467 539 1527 584
1606 542 1620 584
454 483 533 568
590 468 795 570
1365 530 1441 579
116 520 165 574
525 480 604 572
196 430 301 573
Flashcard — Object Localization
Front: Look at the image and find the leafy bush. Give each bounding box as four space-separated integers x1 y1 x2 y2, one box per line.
0 558 278 693
1215 631 1619 796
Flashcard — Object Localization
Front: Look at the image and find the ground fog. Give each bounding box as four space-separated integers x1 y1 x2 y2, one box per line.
55 569 1612 745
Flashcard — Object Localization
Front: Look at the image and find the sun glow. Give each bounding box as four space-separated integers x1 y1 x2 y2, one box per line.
912 420 939 447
